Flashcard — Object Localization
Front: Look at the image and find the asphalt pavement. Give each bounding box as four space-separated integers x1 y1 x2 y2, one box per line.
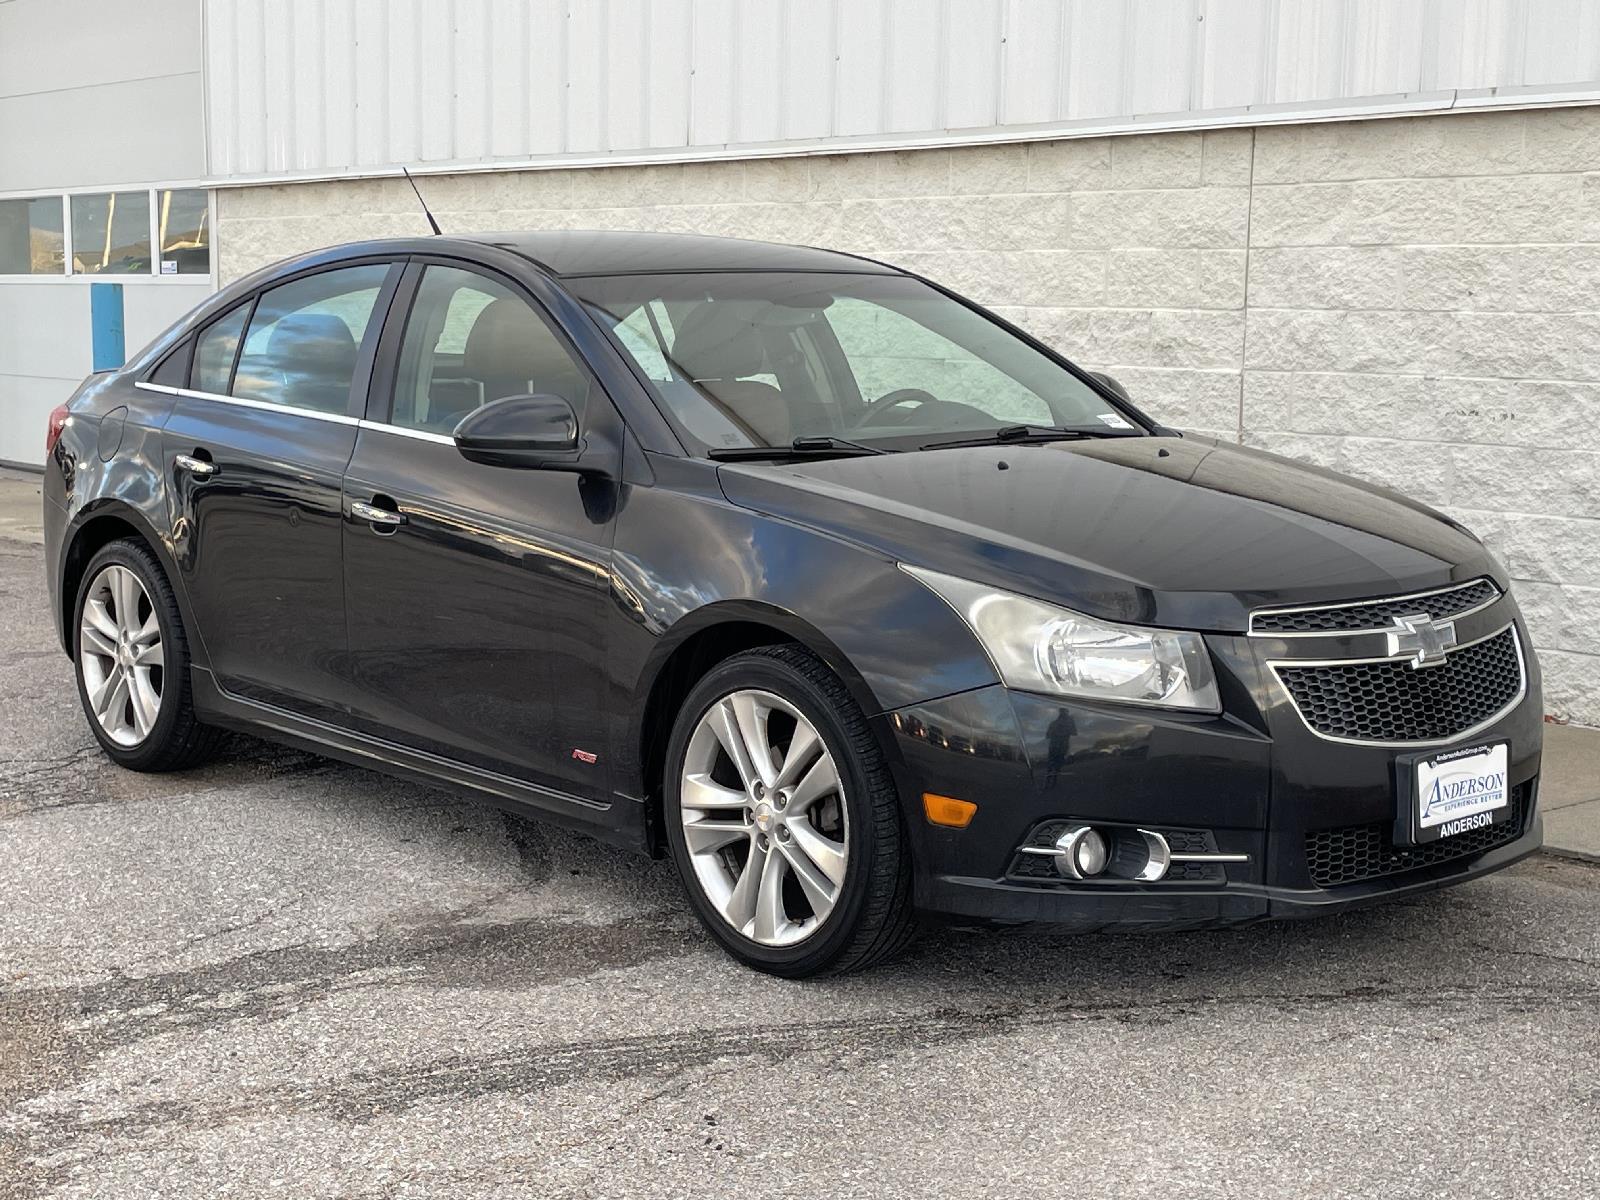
2 477 1598 1199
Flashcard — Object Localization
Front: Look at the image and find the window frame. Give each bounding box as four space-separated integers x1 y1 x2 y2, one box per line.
166 257 404 422
365 256 603 432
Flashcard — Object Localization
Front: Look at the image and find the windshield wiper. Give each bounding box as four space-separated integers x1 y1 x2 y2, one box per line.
919 424 1140 451
707 435 889 462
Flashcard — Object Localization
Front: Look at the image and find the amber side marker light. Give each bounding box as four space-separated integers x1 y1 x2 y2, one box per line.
923 793 978 828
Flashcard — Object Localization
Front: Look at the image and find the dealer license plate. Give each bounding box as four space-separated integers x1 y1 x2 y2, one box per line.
1412 743 1510 844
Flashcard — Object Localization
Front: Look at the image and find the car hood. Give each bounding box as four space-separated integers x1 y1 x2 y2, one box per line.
714 436 1500 633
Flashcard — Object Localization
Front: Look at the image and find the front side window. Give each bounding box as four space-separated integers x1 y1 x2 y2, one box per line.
390 265 591 435
0 196 64 274
232 264 391 414
572 272 1122 452
70 191 151 275
192 305 249 395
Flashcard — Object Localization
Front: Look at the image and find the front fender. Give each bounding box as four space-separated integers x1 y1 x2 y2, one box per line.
605 454 998 799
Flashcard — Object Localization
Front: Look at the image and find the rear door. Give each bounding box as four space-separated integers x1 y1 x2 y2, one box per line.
339 260 621 803
160 260 400 716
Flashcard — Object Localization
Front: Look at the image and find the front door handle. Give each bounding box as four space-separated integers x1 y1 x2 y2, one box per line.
174 453 217 477
351 499 406 528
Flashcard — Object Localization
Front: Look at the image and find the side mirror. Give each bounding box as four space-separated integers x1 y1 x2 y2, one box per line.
1088 370 1131 402
453 393 583 470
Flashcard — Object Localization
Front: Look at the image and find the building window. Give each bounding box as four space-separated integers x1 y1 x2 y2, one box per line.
0 196 65 274
71 191 152 275
157 188 210 275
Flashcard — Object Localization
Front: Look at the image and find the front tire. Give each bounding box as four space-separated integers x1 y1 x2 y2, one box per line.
663 645 915 977
72 539 220 772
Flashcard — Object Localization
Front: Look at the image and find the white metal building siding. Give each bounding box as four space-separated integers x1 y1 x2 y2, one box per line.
204 0 1600 183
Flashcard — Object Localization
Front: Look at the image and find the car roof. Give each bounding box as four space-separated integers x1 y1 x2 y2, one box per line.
452 229 902 278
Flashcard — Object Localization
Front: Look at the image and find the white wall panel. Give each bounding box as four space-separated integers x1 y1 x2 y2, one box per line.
0 0 205 193
0 279 210 468
203 0 1600 183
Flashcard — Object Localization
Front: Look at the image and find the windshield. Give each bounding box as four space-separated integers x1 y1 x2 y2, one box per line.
570 271 1139 452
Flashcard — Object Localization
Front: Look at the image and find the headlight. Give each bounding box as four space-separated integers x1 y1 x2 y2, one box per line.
903 565 1221 713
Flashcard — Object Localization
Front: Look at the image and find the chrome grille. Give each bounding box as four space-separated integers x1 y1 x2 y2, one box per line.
1251 579 1500 635
1275 625 1524 744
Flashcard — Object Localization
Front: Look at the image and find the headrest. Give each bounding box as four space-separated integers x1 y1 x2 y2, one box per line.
463 298 541 375
462 297 587 404
671 301 769 380
267 312 357 369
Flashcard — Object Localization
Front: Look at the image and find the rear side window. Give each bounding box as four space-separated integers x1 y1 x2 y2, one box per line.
232 264 391 414
191 305 248 395
148 339 191 388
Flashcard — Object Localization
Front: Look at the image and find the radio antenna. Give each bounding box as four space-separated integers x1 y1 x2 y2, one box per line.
401 167 442 235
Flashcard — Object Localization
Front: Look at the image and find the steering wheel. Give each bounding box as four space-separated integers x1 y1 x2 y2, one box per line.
850 388 940 430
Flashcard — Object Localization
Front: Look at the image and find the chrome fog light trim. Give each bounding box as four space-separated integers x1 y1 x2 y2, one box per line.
1135 829 1171 882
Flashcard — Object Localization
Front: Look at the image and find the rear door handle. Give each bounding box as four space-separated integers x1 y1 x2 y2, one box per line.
174 453 217 477
351 499 406 527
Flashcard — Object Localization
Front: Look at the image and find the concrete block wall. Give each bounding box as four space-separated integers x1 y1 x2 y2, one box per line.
216 106 1600 724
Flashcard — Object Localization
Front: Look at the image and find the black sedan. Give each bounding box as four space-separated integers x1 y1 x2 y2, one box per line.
41 231 1542 976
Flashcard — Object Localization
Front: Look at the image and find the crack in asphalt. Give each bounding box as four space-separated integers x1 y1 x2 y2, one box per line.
8 978 1597 1161
0 735 355 819
0 908 699 1193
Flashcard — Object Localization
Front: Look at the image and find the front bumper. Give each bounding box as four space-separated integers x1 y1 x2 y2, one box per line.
881 618 1544 928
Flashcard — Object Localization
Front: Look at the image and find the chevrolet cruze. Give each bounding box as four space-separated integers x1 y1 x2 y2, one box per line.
42 231 1543 976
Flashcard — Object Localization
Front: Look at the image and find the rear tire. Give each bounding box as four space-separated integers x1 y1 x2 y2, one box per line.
663 645 915 977
71 539 221 772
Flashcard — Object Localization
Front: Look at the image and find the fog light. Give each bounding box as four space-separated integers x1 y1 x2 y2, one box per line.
1053 825 1110 879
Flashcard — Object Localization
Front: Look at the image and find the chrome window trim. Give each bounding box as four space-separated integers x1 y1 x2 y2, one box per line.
1267 621 1527 748
359 421 457 446
135 381 459 445
1247 578 1502 638
134 380 361 426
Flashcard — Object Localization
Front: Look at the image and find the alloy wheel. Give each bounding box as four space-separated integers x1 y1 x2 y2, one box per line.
78 564 164 747
679 689 849 947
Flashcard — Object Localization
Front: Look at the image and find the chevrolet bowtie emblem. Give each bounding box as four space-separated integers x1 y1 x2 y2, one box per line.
1386 613 1457 669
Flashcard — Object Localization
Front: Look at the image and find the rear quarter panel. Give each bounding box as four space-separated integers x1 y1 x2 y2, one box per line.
47 372 187 657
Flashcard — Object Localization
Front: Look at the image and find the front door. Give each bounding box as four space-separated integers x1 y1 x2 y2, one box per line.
340 262 619 804
161 261 398 716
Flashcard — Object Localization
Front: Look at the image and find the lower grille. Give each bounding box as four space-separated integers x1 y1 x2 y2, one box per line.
1304 783 1531 888
1276 625 1523 743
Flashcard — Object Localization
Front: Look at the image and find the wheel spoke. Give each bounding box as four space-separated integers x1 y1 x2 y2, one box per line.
788 752 840 815
112 568 142 635
682 818 749 854
129 671 160 737
723 843 765 932
774 720 820 792
79 621 117 659
84 599 119 643
681 772 746 811
87 672 117 719
97 672 130 729
133 639 164 669
133 610 160 646
787 815 848 887
709 699 760 791
752 844 788 943
779 840 839 923
729 692 777 789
